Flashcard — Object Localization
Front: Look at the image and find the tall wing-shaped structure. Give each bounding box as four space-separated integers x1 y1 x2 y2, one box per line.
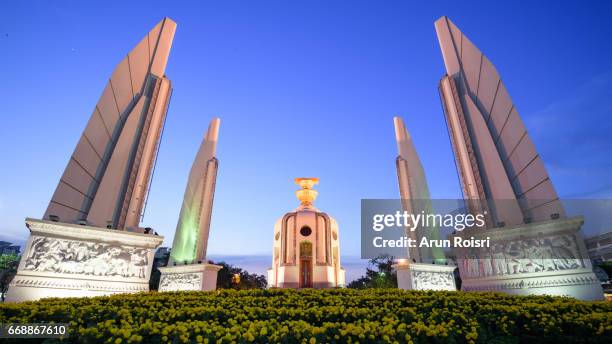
393 118 457 291
432 16 603 301
436 16 564 228
169 118 220 264
44 18 176 230
394 116 445 264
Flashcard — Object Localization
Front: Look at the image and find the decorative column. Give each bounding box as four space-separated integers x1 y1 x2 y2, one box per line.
158 118 223 292
392 116 457 291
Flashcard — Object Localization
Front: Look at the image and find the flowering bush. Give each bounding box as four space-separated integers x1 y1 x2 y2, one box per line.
0 289 610 343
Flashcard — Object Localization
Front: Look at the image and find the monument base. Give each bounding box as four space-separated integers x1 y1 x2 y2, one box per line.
158 263 222 291
5 218 163 303
462 268 603 300
394 262 457 291
453 216 604 301
266 265 346 289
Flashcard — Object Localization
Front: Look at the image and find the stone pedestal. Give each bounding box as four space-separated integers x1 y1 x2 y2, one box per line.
158 263 222 291
452 216 604 301
394 262 457 291
5 218 164 303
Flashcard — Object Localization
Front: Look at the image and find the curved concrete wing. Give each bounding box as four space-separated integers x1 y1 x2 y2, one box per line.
394 116 445 263
170 118 220 264
435 16 564 226
44 18 176 229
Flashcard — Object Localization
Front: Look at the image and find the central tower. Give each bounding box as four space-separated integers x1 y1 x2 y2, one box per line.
267 178 345 288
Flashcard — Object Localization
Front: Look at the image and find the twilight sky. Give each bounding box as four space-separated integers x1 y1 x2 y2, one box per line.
1 1 611 275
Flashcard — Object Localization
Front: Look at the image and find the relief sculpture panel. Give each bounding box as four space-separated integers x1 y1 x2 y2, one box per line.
412 271 455 289
458 234 584 279
23 237 149 279
159 273 201 291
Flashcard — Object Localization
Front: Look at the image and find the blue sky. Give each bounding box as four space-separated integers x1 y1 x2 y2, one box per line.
1 1 611 278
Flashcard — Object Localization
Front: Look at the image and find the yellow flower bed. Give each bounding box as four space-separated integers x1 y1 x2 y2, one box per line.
0 289 610 343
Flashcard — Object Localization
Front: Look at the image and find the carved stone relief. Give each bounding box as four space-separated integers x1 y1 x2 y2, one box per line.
23 237 149 279
412 271 454 289
159 273 201 290
458 234 584 279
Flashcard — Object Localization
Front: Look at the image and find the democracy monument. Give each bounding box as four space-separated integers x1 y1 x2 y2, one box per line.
267 178 346 288
3 15 604 301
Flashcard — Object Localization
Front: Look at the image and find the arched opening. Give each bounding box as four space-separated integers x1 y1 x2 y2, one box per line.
299 241 313 288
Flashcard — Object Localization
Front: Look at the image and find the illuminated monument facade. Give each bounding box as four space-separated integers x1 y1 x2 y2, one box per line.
392 117 456 291
267 178 345 288
435 16 603 300
6 18 175 302
158 119 222 291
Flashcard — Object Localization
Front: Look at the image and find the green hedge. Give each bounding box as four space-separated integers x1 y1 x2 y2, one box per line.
0 289 610 343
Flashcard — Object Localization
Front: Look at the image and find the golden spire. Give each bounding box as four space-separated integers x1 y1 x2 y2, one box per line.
295 177 319 206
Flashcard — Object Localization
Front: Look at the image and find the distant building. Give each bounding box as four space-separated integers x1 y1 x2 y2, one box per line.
0 241 20 255
154 247 171 268
149 247 171 291
585 232 612 295
585 232 612 262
